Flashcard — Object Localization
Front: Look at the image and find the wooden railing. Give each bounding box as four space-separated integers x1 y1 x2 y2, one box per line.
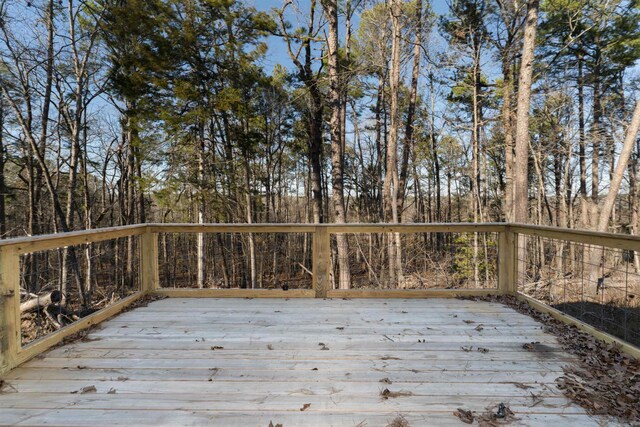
1 222 639 374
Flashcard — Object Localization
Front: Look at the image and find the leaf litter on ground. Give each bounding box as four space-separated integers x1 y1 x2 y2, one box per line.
459 294 640 423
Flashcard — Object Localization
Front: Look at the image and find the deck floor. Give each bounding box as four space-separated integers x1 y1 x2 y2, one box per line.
0 298 614 426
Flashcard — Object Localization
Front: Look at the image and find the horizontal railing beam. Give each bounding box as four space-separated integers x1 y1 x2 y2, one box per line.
147 223 317 233
148 222 507 234
511 223 640 251
0 224 147 254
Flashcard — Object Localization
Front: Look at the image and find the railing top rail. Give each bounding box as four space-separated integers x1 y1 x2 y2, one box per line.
148 222 508 234
0 224 147 254
147 223 318 233
5 221 640 254
510 223 640 251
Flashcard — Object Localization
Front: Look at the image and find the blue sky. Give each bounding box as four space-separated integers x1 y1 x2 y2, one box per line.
250 0 452 75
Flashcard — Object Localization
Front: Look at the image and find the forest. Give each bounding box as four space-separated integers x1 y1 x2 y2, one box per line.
2 0 640 300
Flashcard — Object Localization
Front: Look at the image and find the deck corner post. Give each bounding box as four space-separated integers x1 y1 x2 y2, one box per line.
498 227 518 295
313 226 330 298
0 248 20 374
141 230 159 293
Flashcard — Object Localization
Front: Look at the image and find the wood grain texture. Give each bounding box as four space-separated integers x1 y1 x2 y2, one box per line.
0 224 146 254
0 298 613 426
0 248 20 374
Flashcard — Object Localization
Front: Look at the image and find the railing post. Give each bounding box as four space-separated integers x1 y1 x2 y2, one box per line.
0 248 20 373
498 227 517 295
140 230 159 293
313 226 330 298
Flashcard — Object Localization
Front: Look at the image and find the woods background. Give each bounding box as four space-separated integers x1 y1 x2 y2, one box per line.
1 0 640 295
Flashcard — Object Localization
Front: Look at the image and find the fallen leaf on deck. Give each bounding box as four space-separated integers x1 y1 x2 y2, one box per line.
380 388 413 399
476 402 518 424
512 382 533 390
385 415 410 427
300 403 311 411
453 408 474 424
72 385 97 394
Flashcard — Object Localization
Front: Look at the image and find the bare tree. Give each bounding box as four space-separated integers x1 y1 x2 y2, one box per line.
322 0 351 289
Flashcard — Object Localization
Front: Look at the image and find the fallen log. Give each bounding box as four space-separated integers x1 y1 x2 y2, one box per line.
20 290 64 314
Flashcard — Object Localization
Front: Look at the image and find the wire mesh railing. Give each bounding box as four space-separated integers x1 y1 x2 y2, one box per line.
516 233 640 347
18 236 141 345
4 222 640 376
158 232 313 290
332 231 499 290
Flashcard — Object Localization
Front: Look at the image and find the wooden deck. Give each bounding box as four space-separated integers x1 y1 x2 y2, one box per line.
0 298 615 426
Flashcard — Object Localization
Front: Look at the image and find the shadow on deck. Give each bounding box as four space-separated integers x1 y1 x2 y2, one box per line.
0 298 614 426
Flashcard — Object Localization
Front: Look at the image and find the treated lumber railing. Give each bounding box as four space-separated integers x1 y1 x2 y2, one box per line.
1 222 639 375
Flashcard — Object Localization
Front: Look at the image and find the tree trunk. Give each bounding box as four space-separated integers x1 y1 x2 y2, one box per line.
197 134 205 289
513 0 539 223
577 54 589 228
503 53 515 222
397 0 422 218
384 0 404 287
243 149 257 289
0 98 5 238
513 0 540 291
588 100 640 286
323 0 351 289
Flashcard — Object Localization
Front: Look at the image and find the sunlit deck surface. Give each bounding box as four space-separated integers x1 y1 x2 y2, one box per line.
1 298 615 426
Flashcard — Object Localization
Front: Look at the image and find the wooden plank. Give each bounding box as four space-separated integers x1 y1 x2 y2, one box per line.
37 348 574 362
140 232 159 293
0 247 20 374
326 289 498 298
511 223 640 251
153 288 314 298
498 229 517 295
0 393 587 414
91 323 556 335
147 223 316 233
49 338 562 352
0 224 146 254
2 379 564 397
312 226 330 298
105 314 547 325
138 297 517 309
20 357 571 371
0 409 603 427
15 292 146 367
324 222 506 233
4 367 566 383
516 293 640 359
147 222 507 234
